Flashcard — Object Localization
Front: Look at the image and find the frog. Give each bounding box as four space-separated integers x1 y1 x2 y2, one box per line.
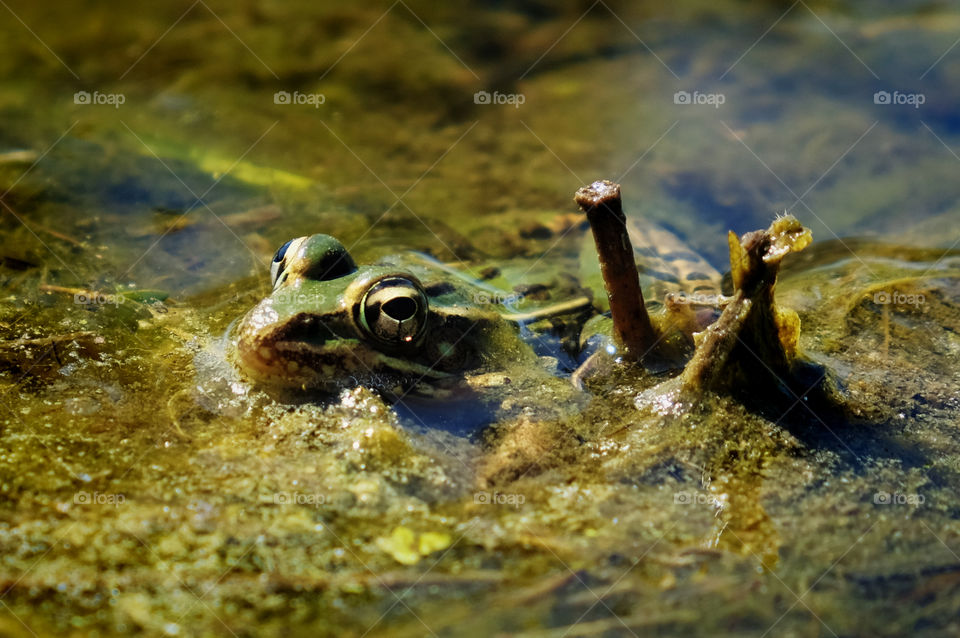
231 195 746 400
232 233 594 397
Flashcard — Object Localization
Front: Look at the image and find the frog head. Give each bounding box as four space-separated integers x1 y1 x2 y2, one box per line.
234 234 511 394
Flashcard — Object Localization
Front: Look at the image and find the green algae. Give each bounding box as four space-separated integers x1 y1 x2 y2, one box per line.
1 1 960 637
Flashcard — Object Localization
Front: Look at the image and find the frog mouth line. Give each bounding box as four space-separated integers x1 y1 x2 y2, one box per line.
238 338 453 385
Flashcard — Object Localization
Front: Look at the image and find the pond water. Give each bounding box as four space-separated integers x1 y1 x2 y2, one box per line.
1 1 959 636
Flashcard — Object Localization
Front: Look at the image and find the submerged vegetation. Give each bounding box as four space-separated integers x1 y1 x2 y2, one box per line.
1 1 960 636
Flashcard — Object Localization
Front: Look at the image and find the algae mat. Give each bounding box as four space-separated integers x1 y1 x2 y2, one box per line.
1 1 960 636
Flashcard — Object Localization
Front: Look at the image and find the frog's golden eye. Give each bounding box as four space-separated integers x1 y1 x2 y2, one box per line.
359 277 429 347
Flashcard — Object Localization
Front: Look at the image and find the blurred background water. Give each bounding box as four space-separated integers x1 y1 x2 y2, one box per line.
2 0 959 297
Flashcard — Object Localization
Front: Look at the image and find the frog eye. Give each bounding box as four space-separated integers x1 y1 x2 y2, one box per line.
271 238 298 287
359 277 429 347
272 235 357 288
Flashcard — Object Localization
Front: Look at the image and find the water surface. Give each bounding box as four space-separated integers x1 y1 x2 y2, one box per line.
1 1 959 636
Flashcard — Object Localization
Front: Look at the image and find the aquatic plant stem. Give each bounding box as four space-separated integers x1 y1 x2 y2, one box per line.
679 216 811 393
574 180 656 361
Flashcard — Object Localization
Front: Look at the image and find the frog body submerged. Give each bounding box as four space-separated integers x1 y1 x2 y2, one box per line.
233 221 729 395
234 235 546 395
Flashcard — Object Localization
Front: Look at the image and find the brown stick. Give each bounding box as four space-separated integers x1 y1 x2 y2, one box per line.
574 180 656 360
